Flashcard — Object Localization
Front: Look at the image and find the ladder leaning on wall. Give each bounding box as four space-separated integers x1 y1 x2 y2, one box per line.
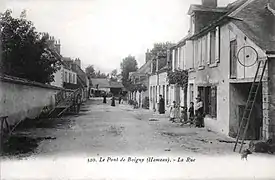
233 59 268 153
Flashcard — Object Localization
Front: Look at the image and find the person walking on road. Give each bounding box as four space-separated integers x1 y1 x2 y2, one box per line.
103 92 107 104
111 95 116 107
119 95 122 104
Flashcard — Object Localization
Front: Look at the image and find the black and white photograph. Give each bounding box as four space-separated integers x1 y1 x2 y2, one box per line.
0 0 275 179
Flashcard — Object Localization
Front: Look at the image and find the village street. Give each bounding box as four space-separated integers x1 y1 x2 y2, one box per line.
3 99 275 179
2 98 243 159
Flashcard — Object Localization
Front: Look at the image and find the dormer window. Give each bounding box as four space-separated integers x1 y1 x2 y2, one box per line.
190 15 195 35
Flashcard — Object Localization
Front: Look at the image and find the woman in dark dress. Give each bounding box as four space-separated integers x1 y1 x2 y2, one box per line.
158 95 165 114
111 95 115 107
195 98 204 128
103 93 107 104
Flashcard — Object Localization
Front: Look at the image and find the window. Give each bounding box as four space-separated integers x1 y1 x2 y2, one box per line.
198 39 202 67
166 85 169 105
69 73 72 83
230 40 237 78
190 15 195 35
210 30 216 64
197 86 217 118
174 49 178 70
202 36 207 66
190 84 194 103
178 47 181 69
194 41 199 67
65 71 68 82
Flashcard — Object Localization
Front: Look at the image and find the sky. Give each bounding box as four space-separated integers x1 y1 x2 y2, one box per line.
0 0 234 74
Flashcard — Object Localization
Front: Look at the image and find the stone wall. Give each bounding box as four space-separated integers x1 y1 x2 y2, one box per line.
0 75 62 130
267 57 275 140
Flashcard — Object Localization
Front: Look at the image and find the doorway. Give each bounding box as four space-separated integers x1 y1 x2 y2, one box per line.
229 83 262 140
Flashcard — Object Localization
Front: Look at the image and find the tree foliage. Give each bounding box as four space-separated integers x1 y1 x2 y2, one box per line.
167 69 188 89
0 9 61 83
120 55 138 89
110 69 118 81
128 82 147 93
149 42 174 73
85 65 108 78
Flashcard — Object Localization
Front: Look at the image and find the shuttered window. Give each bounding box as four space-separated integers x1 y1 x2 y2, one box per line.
210 86 217 118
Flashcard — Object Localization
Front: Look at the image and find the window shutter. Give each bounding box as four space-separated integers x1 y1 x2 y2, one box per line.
207 32 211 65
211 86 217 117
215 26 220 62
185 41 193 69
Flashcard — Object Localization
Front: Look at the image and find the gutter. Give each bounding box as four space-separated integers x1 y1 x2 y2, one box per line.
267 51 275 58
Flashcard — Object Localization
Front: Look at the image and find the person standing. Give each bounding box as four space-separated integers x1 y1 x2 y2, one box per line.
103 92 107 104
119 95 122 104
158 95 165 114
170 101 176 122
195 97 204 128
188 102 195 126
111 95 116 107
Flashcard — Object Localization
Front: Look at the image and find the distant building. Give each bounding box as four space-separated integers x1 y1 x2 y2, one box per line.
129 60 151 108
89 78 124 97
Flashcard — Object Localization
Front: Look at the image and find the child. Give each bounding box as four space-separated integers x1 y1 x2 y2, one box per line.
188 102 195 126
170 101 176 122
180 106 187 123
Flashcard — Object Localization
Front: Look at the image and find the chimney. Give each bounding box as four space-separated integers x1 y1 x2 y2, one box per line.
201 0 217 8
145 49 151 63
54 39 61 54
75 58 81 67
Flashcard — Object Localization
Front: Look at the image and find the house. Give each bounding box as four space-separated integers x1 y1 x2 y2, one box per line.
109 80 125 96
90 78 110 96
89 78 124 97
177 0 275 140
63 58 90 102
48 37 77 89
149 43 174 111
129 57 151 108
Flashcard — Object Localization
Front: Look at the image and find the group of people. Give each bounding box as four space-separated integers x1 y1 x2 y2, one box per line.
158 95 204 128
102 93 123 107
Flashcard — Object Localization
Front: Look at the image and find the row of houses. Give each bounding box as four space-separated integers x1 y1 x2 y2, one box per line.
131 0 275 141
47 36 90 103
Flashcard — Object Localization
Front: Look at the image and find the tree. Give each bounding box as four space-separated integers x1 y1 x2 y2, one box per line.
150 42 174 73
167 69 188 89
85 65 96 78
85 65 108 78
110 69 118 81
0 9 60 83
120 55 138 89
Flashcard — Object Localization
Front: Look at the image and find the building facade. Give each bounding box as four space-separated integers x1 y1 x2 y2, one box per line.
179 0 275 140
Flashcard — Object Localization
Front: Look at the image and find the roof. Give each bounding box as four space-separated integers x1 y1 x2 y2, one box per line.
109 81 124 88
188 1 248 39
137 60 151 74
231 0 275 52
90 78 124 89
188 4 228 15
90 78 110 88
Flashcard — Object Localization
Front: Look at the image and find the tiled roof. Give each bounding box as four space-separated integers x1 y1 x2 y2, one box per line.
187 0 249 40
231 0 275 52
137 60 151 74
109 81 124 88
188 4 228 15
90 78 110 88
